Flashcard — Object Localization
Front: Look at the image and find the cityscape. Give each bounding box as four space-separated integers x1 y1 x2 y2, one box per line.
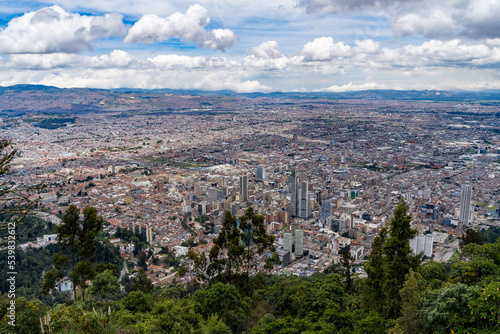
1 0 500 332
2 86 499 281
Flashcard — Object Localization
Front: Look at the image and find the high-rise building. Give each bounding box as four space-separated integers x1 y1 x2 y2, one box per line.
300 181 311 219
239 175 248 202
410 234 434 257
459 184 472 227
284 232 293 253
295 229 304 256
315 190 323 207
319 200 332 220
290 170 299 217
198 202 209 216
145 227 153 244
257 166 266 180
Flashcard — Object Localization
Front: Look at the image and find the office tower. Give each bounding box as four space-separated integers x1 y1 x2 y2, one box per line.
300 181 311 219
230 202 239 216
410 234 434 258
319 200 332 220
295 229 304 257
284 232 292 253
290 170 299 217
239 175 248 202
257 166 266 180
198 202 209 216
207 187 225 205
315 190 323 207
145 227 153 244
459 184 472 227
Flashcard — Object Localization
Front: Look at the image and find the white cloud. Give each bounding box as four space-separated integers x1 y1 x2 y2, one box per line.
393 10 455 39
354 39 380 54
316 82 385 92
252 41 282 59
0 6 126 54
124 4 237 51
301 0 500 40
302 37 351 61
6 50 137 69
148 54 239 69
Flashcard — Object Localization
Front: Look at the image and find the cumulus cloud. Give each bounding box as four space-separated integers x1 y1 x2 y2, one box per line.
393 10 455 39
252 41 282 59
0 6 126 54
301 0 500 40
354 39 380 54
124 4 237 51
302 37 351 61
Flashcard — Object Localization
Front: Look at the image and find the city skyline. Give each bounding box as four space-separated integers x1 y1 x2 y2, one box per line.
0 1 499 92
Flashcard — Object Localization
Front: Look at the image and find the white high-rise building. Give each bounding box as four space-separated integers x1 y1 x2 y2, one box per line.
410 234 434 257
459 184 472 227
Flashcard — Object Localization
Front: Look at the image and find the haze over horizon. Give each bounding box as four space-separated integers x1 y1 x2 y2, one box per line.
1 0 499 93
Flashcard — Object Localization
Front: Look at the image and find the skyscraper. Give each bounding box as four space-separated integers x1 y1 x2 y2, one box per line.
295 229 304 257
284 232 292 253
300 181 311 219
239 174 248 202
459 184 472 227
290 170 299 217
319 200 332 220
257 166 266 180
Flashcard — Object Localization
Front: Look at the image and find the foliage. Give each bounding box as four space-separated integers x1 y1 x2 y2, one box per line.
0 138 39 246
129 268 154 294
89 269 120 303
209 209 278 294
194 282 250 333
365 199 420 318
398 269 423 333
460 228 486 248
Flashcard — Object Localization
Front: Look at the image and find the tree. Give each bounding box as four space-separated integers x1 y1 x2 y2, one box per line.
337 251 355 294
42 253 69 295
54 204 104 301
459 228 486 248
180 249 212 288
0 139 39 246
129 267 154 294
364 226 387 314
398 269 423 333
364 200 420 318
121 290 152 313
194 282 250 333
238 207 278 291
209 209 278 292
89 269 120 303
417 260 448 288
381 199 420 318
209 210 244 285
55 204 81 299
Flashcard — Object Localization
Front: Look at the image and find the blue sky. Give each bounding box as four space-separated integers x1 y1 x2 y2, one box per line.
0 0 499 92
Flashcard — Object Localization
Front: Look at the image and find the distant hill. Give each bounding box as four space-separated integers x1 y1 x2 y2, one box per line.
1 84 500 116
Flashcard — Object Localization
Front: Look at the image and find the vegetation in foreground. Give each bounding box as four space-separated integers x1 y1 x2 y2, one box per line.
1 199 500 333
